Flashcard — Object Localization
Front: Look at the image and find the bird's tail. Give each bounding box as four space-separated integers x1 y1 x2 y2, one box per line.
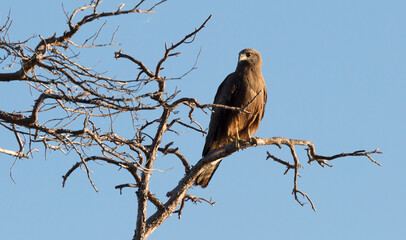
194 159 222 188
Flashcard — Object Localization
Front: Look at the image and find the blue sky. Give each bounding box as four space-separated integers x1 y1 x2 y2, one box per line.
1 0 405 239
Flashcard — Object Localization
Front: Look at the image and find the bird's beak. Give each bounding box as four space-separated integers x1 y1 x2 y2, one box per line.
238 54 247 62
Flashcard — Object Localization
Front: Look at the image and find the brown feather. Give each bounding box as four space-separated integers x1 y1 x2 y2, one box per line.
195 49 267 188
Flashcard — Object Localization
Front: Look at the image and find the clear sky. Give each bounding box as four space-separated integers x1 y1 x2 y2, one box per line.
1 0 405 239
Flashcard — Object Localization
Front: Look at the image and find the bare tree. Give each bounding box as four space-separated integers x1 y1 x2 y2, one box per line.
0 1 381 239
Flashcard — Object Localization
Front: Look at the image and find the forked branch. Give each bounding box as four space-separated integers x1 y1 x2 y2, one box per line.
262 137 382 211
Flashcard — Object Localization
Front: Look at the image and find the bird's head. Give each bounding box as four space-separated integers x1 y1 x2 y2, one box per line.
238 48 262 68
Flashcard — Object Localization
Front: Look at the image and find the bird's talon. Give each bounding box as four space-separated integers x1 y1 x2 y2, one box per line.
249 137 258 145
234 138 241 148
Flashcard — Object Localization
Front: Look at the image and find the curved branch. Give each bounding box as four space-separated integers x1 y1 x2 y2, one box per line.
114 50 155 78
62 156 125 187
158 146 190 173
0 1 155 82
143 137 382 237
154 15 212 78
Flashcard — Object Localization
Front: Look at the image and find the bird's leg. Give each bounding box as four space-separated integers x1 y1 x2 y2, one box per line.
234 129 241 148
230 121 241 148
246 128 258 145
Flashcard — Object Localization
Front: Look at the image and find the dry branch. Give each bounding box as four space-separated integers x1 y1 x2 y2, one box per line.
174 194 217 219
0 1 382 240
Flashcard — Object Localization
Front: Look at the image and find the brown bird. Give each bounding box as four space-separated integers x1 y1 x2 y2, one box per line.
195 48 267 188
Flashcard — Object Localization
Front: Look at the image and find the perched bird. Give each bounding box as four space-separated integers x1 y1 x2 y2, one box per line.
194 48 267 188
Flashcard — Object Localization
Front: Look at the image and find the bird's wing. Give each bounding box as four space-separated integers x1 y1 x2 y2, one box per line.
260 83 267 120
202 73 238 156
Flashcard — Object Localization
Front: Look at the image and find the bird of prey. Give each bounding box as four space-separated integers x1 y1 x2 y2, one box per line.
194 48 267 188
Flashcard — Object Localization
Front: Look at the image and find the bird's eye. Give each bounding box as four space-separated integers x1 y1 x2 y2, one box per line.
246 52 252 57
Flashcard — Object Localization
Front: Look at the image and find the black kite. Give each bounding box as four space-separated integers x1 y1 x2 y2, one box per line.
194 48 267 188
